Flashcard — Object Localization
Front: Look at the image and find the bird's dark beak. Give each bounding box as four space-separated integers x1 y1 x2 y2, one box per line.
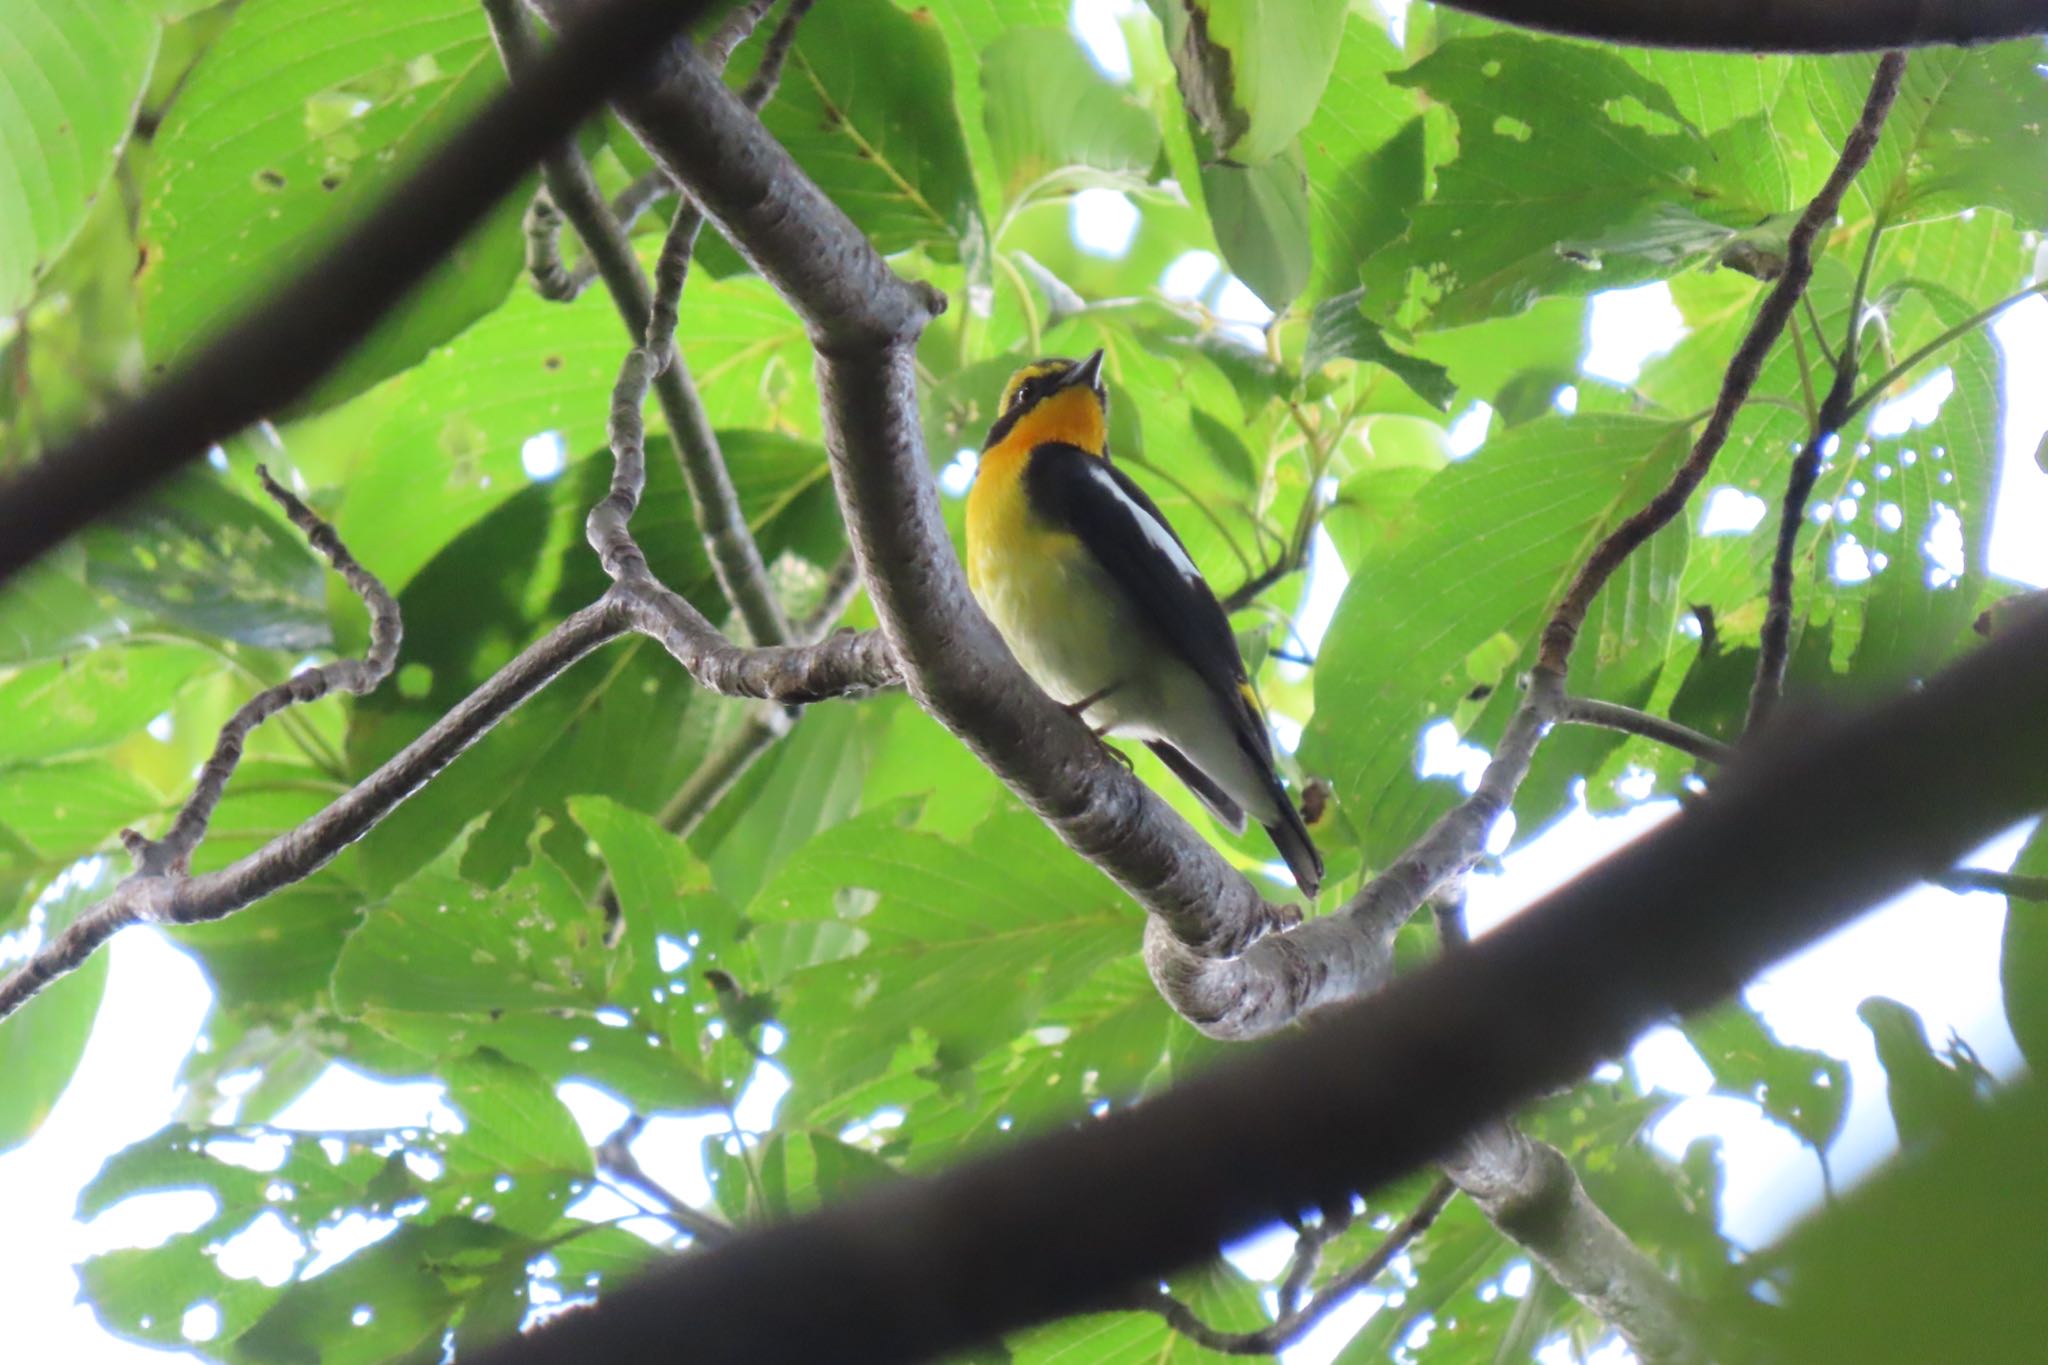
1062 349 1106 396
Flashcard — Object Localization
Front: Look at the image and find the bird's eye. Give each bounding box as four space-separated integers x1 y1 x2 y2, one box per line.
1010 381 1034 411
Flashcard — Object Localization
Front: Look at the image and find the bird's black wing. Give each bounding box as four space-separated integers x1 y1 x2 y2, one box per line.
1022 441 1273 766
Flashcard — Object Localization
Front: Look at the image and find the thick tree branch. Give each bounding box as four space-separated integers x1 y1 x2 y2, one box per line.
1143 1178 1455 1356
475 597 2048 1365
1558 696 1734 766
0 0 720 589
1431 0 2046 50
1443 1124 1697 1362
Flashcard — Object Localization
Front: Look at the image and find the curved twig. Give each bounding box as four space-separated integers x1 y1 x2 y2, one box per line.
1558 696 1734 766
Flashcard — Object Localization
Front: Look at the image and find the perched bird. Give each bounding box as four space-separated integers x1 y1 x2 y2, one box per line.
965 350 1324 898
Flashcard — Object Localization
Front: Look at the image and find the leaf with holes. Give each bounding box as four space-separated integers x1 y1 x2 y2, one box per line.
1304 415 1691 864
137 0 528 412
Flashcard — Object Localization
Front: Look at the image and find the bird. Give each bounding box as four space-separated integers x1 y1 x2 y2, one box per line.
964 349 1324 899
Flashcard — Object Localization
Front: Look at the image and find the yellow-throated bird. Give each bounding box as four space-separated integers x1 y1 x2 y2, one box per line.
965 350 1323 898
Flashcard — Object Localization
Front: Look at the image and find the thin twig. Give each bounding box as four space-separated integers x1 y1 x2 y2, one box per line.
1558 696 1734 766
660 707 792 837
596 1116 735 1244
701 0 777 68
739 0 816 110
1934 868 2048 901
1839 276 2048 430
524 172 677 302
127 469 403 875
1143 1179 1457 1356
1538 52 1905 676
486 0 792 647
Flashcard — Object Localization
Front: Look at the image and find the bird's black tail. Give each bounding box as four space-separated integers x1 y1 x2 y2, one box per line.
1262 776 1323 900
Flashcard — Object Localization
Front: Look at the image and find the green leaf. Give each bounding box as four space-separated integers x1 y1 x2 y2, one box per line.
170 879 362 1006
981 28 1160 207
1303 288 1455 410
1858 995 1985 1155
0 643 217 767
1153 0 1350 164
441 1048 593 1231
741 0 980 258
235 1218 531 1365
1299 16 1420 303
138 0 524 412
1755 1081 2048 1365
1806 44 2048 228
83 469 332 652
0 549 135 666
0 759 161 860
328 273 811 594
0 873 110 1151
1685 1001 1848 1156
1378 34 1740 327
334 830 611 1016
1305 415 1691 864
1200 147 1310 311
752 802 1134 1114
0 0 160 315
567 793 734 979
2000 823 2048 1072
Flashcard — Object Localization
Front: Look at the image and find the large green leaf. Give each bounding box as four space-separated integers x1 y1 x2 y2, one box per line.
0 550 135 666
1805 44 2048 228
138 0 524 411
981 28 1160 209
1376 34 1745 328
334 829 611 1016
741 0 980 258
1199 147 1310 311
1754 1081 2048 1365
0 643 217 767
751 802 1135 1115
0 1 159 315
0 759 161 861
330 273 812 593
1304 415 1692 865
0 873 111 1151
1151 0 1350 165
1298 16 1421 303
83 469 332 652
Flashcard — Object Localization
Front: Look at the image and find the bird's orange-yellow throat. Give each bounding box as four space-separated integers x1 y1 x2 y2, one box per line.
964 351 1323 898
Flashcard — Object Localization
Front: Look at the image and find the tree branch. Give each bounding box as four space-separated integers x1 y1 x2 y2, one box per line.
596 1116 735 1245
541 8 1300 958
1934 868 2048 901
1558 696 1734 766
472 596 2048 1365
486 0 793 647
1540 52 1904 678
0 0 721 589
1430 0 2045 51
1143 1178 1455 1356
129 467 402 876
